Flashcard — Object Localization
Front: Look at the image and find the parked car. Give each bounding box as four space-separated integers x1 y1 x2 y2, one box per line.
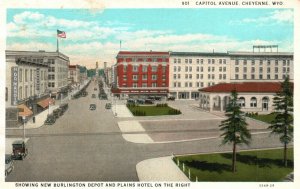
5 154 14 177
167 96 175 101
145 99 155 104
92 94 96 98
127 99 136 105
148 96 155 100
11 139 28 160
89 104 96 110
105 103 112 109
136 99 145 104
155 96 162 101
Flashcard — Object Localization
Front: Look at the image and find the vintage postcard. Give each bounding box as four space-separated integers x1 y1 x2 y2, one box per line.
0 0 299 189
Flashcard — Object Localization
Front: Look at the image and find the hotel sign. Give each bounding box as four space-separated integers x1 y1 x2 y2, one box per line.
36 68 40 91
11 67 18 106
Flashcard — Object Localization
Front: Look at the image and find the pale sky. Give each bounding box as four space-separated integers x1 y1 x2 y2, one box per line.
6 9 293 68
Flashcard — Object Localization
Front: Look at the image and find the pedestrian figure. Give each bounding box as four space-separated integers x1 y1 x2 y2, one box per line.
33 116 36 123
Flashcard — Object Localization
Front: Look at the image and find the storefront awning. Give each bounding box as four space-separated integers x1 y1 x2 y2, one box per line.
17 104 33 117
37 97 55 108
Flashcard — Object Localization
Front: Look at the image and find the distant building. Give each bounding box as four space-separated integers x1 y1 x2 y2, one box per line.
68 65 80 83
112 51 170 98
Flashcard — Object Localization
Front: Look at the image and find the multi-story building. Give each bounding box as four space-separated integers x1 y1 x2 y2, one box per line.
169 52 230 99
6 50 50 127
68 65 80 83
169 50 293 100
112 51 170 98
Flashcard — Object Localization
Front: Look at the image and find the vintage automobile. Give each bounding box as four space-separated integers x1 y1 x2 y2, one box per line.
5 154 14 177
127 99 136 105
11 139 28 160
167 96 175 101
105 103 112 109
145 99 155 104
89 104 96 110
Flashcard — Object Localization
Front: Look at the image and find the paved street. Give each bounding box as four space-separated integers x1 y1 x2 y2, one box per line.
5 82 286 181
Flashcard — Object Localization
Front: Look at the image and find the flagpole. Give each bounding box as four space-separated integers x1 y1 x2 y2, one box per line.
56 36 59 52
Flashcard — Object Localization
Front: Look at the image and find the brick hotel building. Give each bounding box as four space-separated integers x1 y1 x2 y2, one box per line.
111 51 170 97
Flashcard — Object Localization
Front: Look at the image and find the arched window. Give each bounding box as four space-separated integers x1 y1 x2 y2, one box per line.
250 97 257 107
262 97 269 111
238 97 245 107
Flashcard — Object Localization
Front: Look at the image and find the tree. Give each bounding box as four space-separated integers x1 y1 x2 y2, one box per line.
268 76 293 167
219 90 251 173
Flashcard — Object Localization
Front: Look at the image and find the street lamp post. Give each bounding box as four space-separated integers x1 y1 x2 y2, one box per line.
48 93 52 115
22 116 26 140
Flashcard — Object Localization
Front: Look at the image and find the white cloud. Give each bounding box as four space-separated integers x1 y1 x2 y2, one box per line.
230 9 293 25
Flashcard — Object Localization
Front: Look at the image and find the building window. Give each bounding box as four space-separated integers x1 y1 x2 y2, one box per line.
267 74 271 79
173 74 176 79
243 74 247 79
189 82 192 87
174 59 177 63
235 67 239 72
287 67 290 73
212 74 215 79
212 59 215 64
208 74 211 79
142 83 147 88
5 87 8 101
200 74 203 79
152 83 157 87
162 66 166 73
178 74 181 79
223 74 226 80
259 60 263 66
201 67 203 72
25 69 28 82
275 74 278 79
185 82 188 87
178 82 181 87
259 67 263 73
275 60 278 66
238 97 245 107
283 67 286 73
174 66 177 72
219 74 222 80
196 74 199 79
208 67 211 72
189 66 192 72
223 67 226 72
185 66 188 72
189 74 192 79
251 67 255 73
212 67 215 72
185 74 188 79
178 59 181 63
235 60 239 65
243 67 247 73
197 66 199 72
201 59 204 64
235 74 239 80
219 59 222 64
152 75 157 80
19 68 23 82
259 74 263 79
123 75 127 80
219 67 222 72
243 60 247 65
123 65 127 72
283 60 286 66
152 66 157 72
185 59 188 64
250 97 257 107
267 60 271 66
132 75 138 80
251 74 255 79
197 59 200 64
142 74 147 80
275 67 278 73
19 86 22 99
223 59 226 64
251 60 255 65
142 65 147 72
133 83 138 88
133 65 138 72
208 59 211 64
189 59 192 64
178 66 181 72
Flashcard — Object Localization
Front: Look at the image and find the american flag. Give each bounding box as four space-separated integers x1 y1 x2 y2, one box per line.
57 30 66 38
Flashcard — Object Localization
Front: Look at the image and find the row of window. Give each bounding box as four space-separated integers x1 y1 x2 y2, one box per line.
17 84 46 100
235 59 291 66
123 74 166 80
235 74 290 80
173 74 227 80
173 66 227 72
173 58 227 64
122 83 166 88
123 65 166 72
173 82 216 88
18 68 47 82
235 67 290 73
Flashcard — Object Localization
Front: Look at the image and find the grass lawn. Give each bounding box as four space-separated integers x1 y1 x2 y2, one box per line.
248 113 277 123
174 148 293 182
127 105 181 116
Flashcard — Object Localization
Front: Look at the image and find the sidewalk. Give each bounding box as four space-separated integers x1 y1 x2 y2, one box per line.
7 79 90 130
136 156 190 181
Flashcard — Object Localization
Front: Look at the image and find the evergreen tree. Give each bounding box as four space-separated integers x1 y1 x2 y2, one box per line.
268 76 293 167
219 90 251 172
